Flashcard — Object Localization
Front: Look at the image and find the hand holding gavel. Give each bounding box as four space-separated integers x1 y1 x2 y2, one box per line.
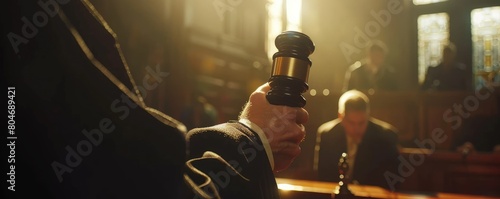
239 31 315 171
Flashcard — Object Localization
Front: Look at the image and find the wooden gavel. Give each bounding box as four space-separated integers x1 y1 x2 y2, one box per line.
266 31 315 107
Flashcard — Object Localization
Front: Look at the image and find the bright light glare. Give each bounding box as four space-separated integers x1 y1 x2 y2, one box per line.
310 89 317 96
413 0 447 5
277 183 303 191
267 0 283 60
267 0 303 60
323 89 330 96
286 0 302 31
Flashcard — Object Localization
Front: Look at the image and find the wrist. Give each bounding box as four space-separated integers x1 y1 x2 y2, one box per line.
238 118 275 171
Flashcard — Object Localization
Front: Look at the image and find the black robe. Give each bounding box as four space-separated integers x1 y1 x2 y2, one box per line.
5 0 186 198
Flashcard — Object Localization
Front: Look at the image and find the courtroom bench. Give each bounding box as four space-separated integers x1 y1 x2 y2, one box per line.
398 148 500 197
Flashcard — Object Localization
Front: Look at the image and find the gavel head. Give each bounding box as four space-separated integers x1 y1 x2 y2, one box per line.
266 31 315 107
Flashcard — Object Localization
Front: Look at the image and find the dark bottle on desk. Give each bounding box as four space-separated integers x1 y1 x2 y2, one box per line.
332 153 355 199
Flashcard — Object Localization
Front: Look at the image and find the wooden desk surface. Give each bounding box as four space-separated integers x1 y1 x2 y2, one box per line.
276 178 500 199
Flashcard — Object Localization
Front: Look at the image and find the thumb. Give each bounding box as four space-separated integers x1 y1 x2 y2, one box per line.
255 82 271 93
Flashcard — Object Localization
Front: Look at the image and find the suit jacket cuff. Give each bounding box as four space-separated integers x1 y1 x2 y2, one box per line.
238 118 275 170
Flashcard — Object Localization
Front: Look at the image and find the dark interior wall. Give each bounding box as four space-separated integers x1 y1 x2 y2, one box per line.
179 0 271 125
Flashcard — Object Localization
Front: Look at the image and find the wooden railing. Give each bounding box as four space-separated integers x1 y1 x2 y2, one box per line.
398 148 500 196
304 88 499 149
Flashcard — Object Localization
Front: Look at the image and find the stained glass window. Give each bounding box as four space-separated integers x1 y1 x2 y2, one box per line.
471 6 500 88
267 0 302 60
417 13 450 84
413 0 447 6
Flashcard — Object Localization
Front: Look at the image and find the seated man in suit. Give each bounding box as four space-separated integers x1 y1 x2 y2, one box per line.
314 90 399 190
185 83 308 198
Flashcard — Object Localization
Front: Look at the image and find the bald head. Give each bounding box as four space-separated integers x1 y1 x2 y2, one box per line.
338 90 370 116
338 90 371 140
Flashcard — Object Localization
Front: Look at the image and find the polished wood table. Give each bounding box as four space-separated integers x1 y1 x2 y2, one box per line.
276 178 500 199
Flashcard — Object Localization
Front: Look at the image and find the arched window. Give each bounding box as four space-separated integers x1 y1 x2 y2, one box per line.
417 13 450 84
471 6 500 88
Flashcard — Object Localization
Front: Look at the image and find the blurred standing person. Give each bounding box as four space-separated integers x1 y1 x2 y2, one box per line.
421 43 469 91
343 41 398 92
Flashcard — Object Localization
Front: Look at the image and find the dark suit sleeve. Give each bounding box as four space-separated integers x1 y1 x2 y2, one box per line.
184 122 279 199
375 129 400 190
317 131 339 182
387 129 400 172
